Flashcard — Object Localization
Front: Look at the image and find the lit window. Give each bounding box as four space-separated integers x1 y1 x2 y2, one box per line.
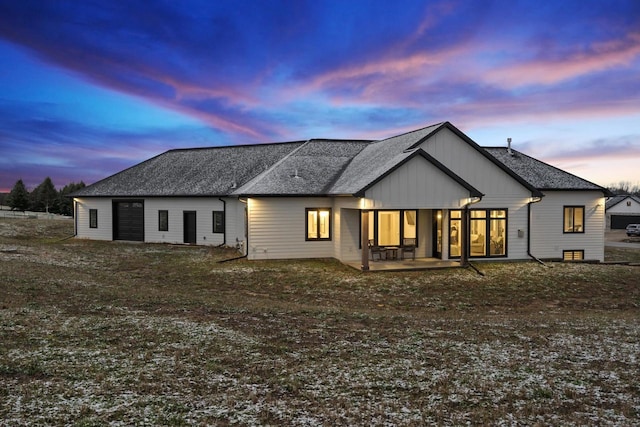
449 209 508 258
364 210 417 247
89 209 98 228
563 250 584 261
159 210 168 231
564 206 584 233
306 208 331 241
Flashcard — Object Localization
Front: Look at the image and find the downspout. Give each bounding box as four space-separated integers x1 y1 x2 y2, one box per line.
218 197 248 263
527 196 546 265
73 199 78 237
217 198 226 247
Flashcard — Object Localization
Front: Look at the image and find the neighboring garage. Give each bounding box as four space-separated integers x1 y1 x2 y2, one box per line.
611 214 640 229
113 200 144 241
606 195 640 229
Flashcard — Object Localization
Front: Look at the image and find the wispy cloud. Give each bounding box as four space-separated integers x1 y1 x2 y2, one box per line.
483 32 640 88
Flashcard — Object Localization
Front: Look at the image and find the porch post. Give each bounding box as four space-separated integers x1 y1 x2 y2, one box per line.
460 206 469 266
361 210 369 271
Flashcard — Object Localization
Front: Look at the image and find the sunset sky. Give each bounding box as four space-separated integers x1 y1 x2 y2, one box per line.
1 0 639 193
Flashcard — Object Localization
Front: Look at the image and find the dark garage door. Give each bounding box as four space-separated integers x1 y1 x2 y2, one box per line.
113 201 144 241
611 215 640 229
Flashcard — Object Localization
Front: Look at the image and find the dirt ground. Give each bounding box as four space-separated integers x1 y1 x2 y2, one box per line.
606 229 640 243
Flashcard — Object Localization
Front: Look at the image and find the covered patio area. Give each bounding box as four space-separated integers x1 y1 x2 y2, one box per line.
345 257 461 272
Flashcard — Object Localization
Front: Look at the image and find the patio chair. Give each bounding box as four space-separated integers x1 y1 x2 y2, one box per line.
402 238 416 260
368 239 387 261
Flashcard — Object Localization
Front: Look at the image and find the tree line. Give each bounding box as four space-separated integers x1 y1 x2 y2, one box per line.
1 178 85 216
607 181 640 197
2 177 637 216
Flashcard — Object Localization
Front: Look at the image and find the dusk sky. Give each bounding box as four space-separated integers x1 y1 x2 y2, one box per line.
1 0 639 193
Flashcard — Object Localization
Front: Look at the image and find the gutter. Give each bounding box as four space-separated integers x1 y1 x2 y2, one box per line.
527 196 547 266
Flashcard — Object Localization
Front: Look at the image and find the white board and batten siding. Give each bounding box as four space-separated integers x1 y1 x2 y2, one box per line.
363 155 471 210
247 197 335 260
530 191 605 261
75 198 113 241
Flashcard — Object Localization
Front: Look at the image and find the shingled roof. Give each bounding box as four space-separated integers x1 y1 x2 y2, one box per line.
74 122 609 199
484 147 609 193
235 139 371 196
74 142 305 197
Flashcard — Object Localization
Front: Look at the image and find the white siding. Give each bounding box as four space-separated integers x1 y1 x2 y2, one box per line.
531 191 605 261
335 198 362 262
363 156 471 209
247 197 335 260
75 198 113 241
74 197 246 248
224 198 247 251
144 198 226 246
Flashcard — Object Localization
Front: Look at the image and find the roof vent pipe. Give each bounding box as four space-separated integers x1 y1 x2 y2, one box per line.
507 137 513 156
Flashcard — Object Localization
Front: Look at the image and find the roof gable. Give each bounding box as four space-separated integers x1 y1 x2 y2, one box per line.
356 149 483 198
328 123 445 194
606 195 640 210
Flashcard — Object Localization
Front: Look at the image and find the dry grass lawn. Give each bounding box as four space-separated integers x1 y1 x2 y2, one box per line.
1 218 639 426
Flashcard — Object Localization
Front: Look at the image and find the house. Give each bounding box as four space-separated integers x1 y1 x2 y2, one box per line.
72 121 610 269
605 195 640 229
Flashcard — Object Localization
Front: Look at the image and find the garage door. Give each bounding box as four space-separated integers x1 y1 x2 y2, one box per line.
113 201 144 241
611 215 640 229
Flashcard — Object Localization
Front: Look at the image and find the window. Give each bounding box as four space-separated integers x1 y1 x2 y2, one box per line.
563 250 584 261
213 210 225 233
470 210 487 257
489 210 507 256
449 209 507 258
564 206 584 233
89 209 98 228
364 210 418 247
449 210 461 257
159 210 168 231
306 208 331 241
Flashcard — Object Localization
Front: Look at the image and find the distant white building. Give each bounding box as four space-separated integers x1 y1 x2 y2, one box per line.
605 195 640 229
72 121 611 269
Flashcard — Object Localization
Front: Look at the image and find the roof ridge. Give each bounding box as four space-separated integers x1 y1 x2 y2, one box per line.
167 140 307 153
322 142 371 194
372 121 446 144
